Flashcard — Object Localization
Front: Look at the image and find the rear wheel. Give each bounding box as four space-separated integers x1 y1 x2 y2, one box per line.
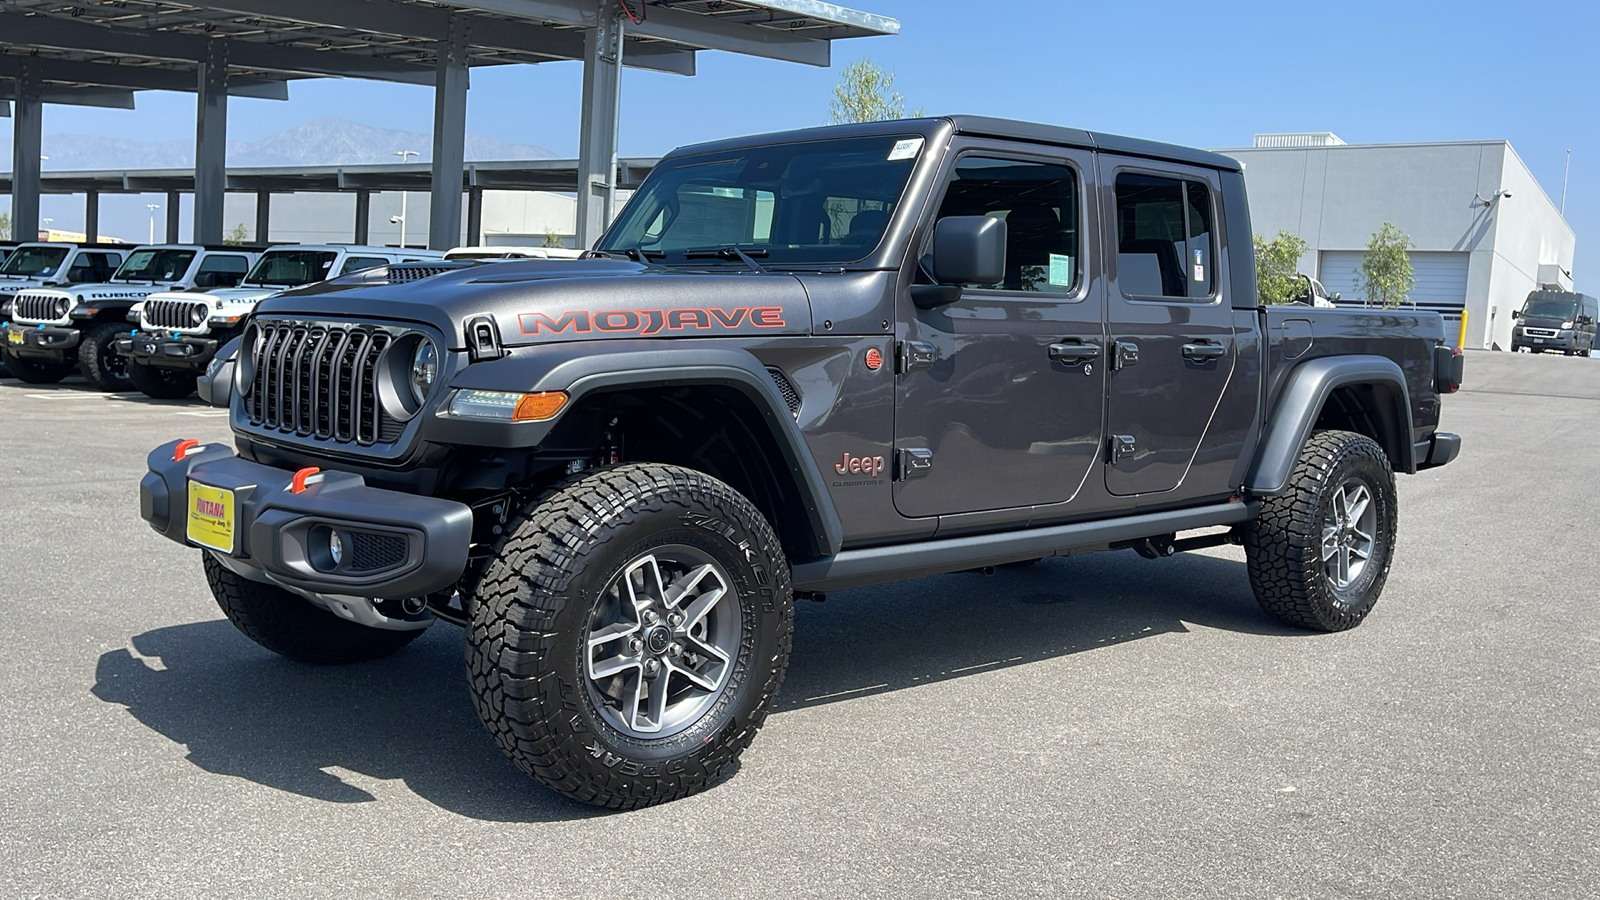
467 463 793 809
79 322 133 392
128 360 197 399
1243 430 1397 632
1 350 74 384
203 553 426 664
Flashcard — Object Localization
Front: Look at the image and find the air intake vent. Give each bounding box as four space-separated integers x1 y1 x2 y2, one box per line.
766 367 801 419
385 262 473 283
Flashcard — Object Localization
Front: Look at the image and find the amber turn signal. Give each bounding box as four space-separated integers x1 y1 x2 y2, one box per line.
512 391 568 422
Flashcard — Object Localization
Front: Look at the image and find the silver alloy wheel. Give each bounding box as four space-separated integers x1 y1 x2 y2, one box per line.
584 546 742 739
1322 479 1377 591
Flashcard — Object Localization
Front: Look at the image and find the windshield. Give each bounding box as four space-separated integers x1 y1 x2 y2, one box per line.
245 250 339 286
114 249 197 282
1522 295 1579 319
598 134 923 266
0 245 70 277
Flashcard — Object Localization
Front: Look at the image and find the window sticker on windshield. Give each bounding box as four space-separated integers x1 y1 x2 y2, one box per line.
1048 253 1073 287
1193 248 1205 282
887 138 924 161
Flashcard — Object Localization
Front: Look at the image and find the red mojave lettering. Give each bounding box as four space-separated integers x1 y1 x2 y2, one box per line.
520 306 787 336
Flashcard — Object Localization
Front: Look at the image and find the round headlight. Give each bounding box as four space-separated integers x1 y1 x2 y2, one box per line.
56 298 72 317
410 339 438 404
191 304 208 326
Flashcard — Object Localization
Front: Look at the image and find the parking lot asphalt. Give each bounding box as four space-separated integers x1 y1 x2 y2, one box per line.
1 351 1596 899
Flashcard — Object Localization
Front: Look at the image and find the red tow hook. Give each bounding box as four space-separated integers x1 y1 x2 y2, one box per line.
173 439 201 461
290 467 322 494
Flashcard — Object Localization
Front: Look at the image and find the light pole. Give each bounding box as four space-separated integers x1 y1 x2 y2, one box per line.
393 149 419 248
147 204 161 244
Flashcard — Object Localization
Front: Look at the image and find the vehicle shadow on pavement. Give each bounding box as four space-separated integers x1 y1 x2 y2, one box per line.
89 549 1294 821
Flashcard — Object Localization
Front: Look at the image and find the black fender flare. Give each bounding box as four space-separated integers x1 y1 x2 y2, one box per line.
1245 355 1415 496
435 339 844 556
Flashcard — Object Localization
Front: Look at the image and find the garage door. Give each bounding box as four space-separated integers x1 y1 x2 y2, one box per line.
1318 250 1468 312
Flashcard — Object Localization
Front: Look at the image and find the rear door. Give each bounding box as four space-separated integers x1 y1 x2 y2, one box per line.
1099 158 1238 497
894 141 1105 519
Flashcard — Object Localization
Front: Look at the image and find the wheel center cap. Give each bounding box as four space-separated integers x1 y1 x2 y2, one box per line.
645 625 672 655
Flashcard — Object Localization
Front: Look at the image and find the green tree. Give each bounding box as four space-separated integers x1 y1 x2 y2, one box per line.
223 222 250 246
1253 230 1311 304
0 211 11 240
543 230 564 249
829 57 918 124
1360 222 1416 308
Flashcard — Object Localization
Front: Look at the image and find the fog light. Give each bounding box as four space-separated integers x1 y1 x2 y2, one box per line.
329 529 345 566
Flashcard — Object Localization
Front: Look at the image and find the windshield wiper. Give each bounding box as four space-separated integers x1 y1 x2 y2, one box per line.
682 246 769 274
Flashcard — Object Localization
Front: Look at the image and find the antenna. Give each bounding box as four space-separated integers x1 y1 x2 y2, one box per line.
1560 149 1571 216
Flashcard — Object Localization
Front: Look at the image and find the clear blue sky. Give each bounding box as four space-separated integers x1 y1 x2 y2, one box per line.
15 0 1600 289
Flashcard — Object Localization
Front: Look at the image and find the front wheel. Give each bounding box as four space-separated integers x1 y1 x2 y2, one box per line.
128 360 197 399
1243 430 1397 632
79 322 133 391
203 554 426 664
467 463 793 809
1 350 74 384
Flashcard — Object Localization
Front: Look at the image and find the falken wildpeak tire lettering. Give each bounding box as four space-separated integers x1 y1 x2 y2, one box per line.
1243 430 1398 632
465 463 793 809
202 553 426 664
78 322 134 392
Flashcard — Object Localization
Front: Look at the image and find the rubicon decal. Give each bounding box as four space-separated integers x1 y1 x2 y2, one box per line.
519 306 787 336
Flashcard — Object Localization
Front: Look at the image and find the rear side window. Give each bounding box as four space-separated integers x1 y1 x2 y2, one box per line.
339 256 389 276
932 156 1080 293
195 254 251 288
68 253 118 283
1115 172 1214 300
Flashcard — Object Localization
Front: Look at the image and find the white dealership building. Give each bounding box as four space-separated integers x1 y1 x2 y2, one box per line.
1220 133 1576 350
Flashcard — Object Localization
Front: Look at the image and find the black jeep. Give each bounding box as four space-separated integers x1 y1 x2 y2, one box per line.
139 117 1462 808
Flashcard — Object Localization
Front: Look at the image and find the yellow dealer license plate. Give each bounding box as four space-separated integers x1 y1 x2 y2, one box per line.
187 481 236 553
6 329 21 345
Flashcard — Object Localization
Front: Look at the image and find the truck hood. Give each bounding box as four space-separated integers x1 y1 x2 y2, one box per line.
146 286 282 308
259 259 814 348
0 276 56 294
1519 315 1574 328
30 283 168 302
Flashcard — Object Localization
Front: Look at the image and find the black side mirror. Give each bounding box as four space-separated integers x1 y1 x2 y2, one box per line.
1579 315 1593 325
1512 309 1522 319
913 216 1007 310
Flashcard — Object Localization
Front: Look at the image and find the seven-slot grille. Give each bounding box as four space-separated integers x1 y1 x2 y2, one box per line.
243 321 397 446
143 298 210 330
11 291 68 323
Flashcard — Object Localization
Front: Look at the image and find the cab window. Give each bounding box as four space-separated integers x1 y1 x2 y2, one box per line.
339 256 390 276
1115 172 1214 300
194 254 250 288
931 156 1081 293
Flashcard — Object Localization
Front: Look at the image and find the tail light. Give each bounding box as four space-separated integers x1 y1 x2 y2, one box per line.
1433 345 1464 394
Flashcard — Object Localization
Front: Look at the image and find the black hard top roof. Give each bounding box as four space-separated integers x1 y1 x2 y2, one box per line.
665 115 1242 172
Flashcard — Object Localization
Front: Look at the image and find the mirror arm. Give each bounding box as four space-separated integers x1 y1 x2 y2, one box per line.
910 284 963 310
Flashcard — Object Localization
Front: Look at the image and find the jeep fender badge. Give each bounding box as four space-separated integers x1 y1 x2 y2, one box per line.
864 347 883 371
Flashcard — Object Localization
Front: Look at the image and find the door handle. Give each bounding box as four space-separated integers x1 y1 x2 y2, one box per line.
1048 342 1101 364
1182 341 1227 360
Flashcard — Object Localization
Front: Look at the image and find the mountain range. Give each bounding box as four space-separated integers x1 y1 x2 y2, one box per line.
1 117 557 170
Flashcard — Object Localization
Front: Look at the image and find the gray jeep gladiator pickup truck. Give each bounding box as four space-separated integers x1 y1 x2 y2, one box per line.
138 117 1462 809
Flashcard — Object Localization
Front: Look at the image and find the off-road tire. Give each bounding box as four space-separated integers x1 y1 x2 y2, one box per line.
1243 430 1397 632
1 350 73 384
466 463 793 809
128 360 197 399
202 553 426 664
78 322 133 392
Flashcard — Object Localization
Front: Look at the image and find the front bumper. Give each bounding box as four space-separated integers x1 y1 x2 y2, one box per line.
117 331 219 371
1514 330 1578 350
3 322 79 359
140 439 473 599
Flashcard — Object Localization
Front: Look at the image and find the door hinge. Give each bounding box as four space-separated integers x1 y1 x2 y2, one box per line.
897 341 937 374
1109 434 1137 464
895 447 934 481
1113 341 1139 370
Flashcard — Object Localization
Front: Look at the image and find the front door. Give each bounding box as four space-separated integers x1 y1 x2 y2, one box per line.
894 143 1106 519
1099 158 1238 497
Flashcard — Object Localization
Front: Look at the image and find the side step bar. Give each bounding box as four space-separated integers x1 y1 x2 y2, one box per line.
790 500 1257 593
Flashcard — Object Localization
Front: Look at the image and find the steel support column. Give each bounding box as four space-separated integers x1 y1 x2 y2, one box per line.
194 39 230 244
576 2 623 249
428 14 470 250
465 186 484 247
255 190 271 243
10 62 44 242
354 189 371 245
85 189 99 242
166 191 182 243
